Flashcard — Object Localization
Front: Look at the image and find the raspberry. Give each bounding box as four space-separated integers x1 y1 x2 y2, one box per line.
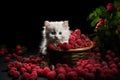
56 67 66 74
85 72 95 80
48 44 55 50
109 63 117 68
37 68 43 76
30 71 38 80
47 71 56 80
64 43 71 50
13 71 20 78
56 63 62 68
113 57 120 63
20 67 27 73
57 43 63 48
0 50 5 56
7 62 14 70
16 45 22 50
62 64 69 68
22 72 31 80
42 67 51 76
110 52 116 57
23 63 31 72
102 66 109 70
57 73 66 80
94 63 101 68
31 64 37 69
69 40 74 46
111 68 118 75
74 43 80 48
8 69 15 76
106 50 112 54
101 61 108 66
12 53 17 58
65 67 72 73
6 54 12 57
5 56 10 62
75 66 83 73
74 29 81 35
66 71 78 80
96 52 101 57
69 35 76 42
106 3 113 11
95 20 103 29
76 39 82 46
10 67 17 71
81 34 86 39
14 61 22 69
17 50 23 55
85 64 93 70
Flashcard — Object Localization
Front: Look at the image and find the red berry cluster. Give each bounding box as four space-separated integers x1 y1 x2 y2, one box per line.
7 54 47 80
48 29 92 50
1 45 120 80
3 45 27 63
105 50 120 69
75 59 119 80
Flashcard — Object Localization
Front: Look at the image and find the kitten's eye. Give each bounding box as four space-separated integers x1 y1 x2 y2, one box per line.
51 31 56 35
59 32 62 35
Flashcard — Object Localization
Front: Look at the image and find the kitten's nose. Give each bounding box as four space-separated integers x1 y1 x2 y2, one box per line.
55 36 58 39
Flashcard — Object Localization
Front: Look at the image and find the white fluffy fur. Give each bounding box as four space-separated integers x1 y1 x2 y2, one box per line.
40 21 70 55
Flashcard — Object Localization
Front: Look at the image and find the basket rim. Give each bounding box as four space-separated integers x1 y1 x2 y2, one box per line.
53 41 94 52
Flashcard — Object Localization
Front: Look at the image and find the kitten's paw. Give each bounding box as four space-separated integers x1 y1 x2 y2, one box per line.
40 47 47 55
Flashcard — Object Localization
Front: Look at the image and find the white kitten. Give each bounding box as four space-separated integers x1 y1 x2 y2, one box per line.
40 20 70 55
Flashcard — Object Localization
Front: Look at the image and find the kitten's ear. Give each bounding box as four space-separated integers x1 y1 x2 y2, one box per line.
63 21 69 27
44 21 50 28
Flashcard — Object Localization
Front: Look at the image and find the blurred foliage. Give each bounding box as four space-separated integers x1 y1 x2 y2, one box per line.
87 0 120 53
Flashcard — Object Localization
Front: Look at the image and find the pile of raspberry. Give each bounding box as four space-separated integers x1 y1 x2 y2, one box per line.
48 29 92 50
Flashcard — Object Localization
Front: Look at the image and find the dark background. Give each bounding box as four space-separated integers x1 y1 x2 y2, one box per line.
0 0 113 49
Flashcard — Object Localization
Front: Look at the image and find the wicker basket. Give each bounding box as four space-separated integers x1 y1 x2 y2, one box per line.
47 41 93 67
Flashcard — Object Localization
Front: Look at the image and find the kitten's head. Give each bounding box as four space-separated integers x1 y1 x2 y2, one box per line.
44 20 70 43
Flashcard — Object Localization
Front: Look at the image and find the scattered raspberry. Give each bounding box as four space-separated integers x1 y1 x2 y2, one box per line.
16 45 22 50
17 50 23 55
22 72 31 80
57 73 66 80
113 57 120 63
47 71 56 80
13 71 20 78
42 67 51 77
30 71 38 80
20 67 27 73
66 71 78 80
5 56 10 62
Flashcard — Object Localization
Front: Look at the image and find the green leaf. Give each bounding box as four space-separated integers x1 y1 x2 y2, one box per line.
88 12 95 20
90 17 100 27
114 0 120 8
88 10 98 20
95 8 102 14
116 12 120 18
